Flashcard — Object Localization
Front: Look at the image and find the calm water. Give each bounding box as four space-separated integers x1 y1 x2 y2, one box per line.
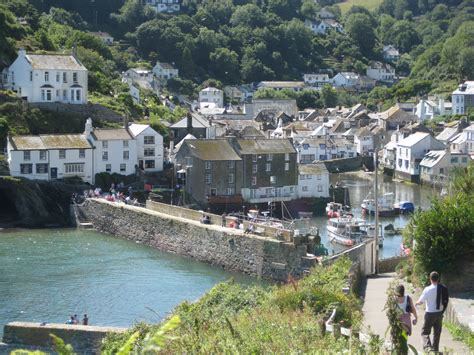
0 229 261 335
295 173 435 259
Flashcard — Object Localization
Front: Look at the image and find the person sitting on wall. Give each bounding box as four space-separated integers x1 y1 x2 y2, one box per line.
203 215 211 225
244 223 254 234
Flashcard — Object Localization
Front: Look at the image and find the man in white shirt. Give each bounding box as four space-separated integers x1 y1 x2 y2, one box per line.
415 271 446 352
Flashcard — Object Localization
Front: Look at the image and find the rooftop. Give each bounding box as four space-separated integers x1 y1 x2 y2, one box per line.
128 123 150 137
10 134 91 150
259 81 305 88
236 139 296 154
299 163 328 175
91 128 133 141
171 114 210 129
157 62 175 70
185 140 241 161
397 132 430 147
25 53 87 71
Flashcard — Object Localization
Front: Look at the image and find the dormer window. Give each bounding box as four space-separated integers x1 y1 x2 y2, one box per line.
44 72 49 82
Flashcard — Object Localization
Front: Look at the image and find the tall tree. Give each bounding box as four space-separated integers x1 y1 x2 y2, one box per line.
345 13 376 57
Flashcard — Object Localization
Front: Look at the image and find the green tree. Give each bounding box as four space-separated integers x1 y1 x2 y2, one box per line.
459 47 474 80
209 47 240 83
321 84 338 108
230 4 265 28
345 13 376 57
390 20 420 53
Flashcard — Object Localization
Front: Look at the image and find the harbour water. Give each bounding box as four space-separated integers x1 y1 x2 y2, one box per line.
0 228 262 336
296 173 435 258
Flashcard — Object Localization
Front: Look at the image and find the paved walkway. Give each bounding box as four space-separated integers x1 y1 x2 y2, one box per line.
361 273 471 354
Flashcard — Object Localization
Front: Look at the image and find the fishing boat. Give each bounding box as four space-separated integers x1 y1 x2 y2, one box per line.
393 201 415 214
327 217 368 247
325 202 352 218
361 192 398 217
247 209 284 228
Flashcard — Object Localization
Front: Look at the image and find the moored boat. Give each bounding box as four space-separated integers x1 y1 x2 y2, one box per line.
393 201 415 214
327 217 367 247
325 202 352 218
361 192 398 217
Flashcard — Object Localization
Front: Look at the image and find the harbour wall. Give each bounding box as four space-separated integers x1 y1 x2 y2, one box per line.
77 199 312 281
2 322 126 354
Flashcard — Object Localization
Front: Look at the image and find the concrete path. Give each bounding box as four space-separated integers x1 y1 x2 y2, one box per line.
361 273 471 354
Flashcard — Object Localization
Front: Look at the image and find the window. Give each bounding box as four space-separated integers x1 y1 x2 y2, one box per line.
123 140 129 148
144 136 155 144
36 163 48 174
285 153 290 161
79 149 85 158
227 161 235 169
398 159 402 167
120 164 126 172
30 71 33 81
63 72 67 83
102 151 108 161
205 174 212 184
226 187 235 195
451 157 459 163
144 148 155 157
440 168 444 174
102 141 108 149
63 90 67 100
23 151 30 161
405 160 409 169
40 151 46 160
462 157 468 163
106 164 111 172
285 162 289 171
266 163 271 172
252 164 257 173
56 72 60 82
252 154 257 162
59 150 66 159
145 160 155 169
44 72 49 82
20 164 32 174
11 71 14 83
250 189 256 198
251 176 257 186
76 90 81 101
123 151 129 160
73 72 78 83
209 188 217 196
290 186 295 193
348 152 354 158
56 89 60 98
205 161 211 170
267 154 273 161
228 173 234 184
318 185 323 192
41 89 52 101
185 157 192 166
64 163 84 174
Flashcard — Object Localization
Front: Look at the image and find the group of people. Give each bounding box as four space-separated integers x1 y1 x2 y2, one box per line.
395 271 449 353
65 314 88 326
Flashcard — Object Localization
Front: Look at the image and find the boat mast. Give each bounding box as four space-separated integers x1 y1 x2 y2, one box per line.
374 149 379 274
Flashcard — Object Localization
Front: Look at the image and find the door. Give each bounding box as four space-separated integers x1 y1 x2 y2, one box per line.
139 160 144 170
50 167 57 179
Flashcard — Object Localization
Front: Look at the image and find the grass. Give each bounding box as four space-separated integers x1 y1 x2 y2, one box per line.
338 0 384 14
445 321 474 350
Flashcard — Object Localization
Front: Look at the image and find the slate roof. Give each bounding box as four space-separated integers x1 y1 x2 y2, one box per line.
299 163 328 175
158 62 175 70
128 123 150 137
397 132 430 147
171 114 209 129
259 81 305 88
240 126 265 138
236 139 296 154
436 127 458 142
26 54 87 71
185 140 241 161
10 134 91 150
91 128 133 140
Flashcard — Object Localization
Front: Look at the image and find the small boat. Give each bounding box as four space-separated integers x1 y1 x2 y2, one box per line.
327 217 368 247
325 202 352 218
361 192 398 217
384 223 403 236
393 201 415 214
247 209 284 228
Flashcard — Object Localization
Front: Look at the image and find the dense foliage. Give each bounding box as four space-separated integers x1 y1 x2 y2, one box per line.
102 257 363 353
403 163 474 284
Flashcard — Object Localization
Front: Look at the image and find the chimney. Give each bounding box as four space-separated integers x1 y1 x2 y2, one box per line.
438 98 445 116
18 48 26 58
186 112 193 133
84 117 93 136
420 100 426 121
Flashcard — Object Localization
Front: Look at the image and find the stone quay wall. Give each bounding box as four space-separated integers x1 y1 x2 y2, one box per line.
2 322 126 354
78 199 311 281
322 239 376 277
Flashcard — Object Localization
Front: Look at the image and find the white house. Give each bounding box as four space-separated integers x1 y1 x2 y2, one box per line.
122 68 156 103
420 150 471 186
145 0 180 13
90 31 114 45
128 123 164 172
85 119 138 176
366 62 395 83
394 132 445 182
332 72 360 89
223 85 254 103
153 62 178 81
303 73 331 88
305 19 343 35
297 163 330 198
354 127 374 155
449 123 474 155
452 81 474 115
199 87 224 108
383 45 400 62
7 134 94 183
296 137 356 163
4 49 88 104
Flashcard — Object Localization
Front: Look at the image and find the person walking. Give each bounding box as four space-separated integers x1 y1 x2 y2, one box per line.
416 271 449 352
396 284 417 336
221 213 227 227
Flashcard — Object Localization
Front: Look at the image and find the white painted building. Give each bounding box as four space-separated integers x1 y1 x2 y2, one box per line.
450 123 474 156
303 73 331 88
420 150 471 186
354 127 374 155
7 134 94 183
153 62 178 81
383 45 400 62
128 123 164 172
85 119 138 176
366 62 395 83
305 19 343 35
297 163 330 198
394 132 445 182
452 81 474 115
199 87 224 109
145 0 180 13
4 49 88 104
296 137 357 163
332 72 360 89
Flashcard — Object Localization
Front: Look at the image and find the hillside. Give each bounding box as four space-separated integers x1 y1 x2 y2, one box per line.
338 0 383 14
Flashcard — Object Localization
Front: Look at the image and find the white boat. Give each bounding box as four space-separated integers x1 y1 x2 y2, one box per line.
327 217 368 247
361 192 398 217
325 202 352 218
